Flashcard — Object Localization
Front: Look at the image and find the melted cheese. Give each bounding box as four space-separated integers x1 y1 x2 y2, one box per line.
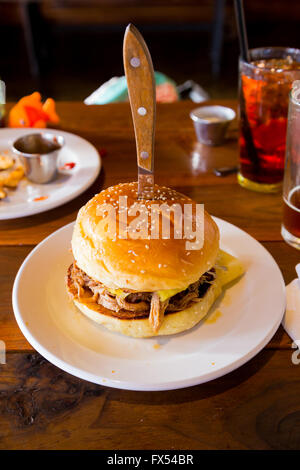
107 286 184 302
107 288 128 299
157 288 185 302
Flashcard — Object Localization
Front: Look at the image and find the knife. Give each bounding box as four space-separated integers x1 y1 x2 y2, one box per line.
123 24 155 199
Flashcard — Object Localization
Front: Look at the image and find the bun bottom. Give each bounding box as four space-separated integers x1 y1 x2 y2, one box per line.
68 250 244 338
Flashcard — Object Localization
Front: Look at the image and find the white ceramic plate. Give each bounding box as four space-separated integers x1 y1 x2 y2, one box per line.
12 218 285 391
0 128 101 220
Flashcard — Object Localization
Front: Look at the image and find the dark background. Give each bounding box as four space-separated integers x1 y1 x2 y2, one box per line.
1 0 300 102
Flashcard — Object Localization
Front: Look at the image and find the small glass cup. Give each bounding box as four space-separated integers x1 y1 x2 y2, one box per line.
0 80 5 127
281 80 300 249
238 47 300 193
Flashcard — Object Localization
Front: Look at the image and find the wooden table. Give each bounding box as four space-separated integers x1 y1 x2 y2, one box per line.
0 100 299 450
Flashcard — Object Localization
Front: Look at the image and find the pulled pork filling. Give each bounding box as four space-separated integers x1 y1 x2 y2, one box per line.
68 262 216 332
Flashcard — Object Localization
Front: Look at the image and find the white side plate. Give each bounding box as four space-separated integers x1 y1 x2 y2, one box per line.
0 128 101 219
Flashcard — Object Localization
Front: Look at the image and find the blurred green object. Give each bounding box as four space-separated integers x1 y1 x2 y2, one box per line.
84 72 177 105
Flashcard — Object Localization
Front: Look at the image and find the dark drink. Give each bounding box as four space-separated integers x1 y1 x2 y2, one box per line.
283 187 300 240
238 47 300 192
281 80 300 249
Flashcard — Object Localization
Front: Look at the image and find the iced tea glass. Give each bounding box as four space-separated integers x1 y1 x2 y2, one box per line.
238 47 300 192
0 81 5 127
281 80 300 249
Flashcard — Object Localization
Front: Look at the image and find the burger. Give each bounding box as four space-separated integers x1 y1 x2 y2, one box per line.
66 182 244 337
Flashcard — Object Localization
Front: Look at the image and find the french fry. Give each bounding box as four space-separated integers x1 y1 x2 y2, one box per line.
0 154 14 170
0 169 11 185
0 156 25 197
3 166 24 188
0 186 7 199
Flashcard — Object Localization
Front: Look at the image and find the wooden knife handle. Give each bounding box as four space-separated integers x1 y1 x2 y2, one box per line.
123 24 156 172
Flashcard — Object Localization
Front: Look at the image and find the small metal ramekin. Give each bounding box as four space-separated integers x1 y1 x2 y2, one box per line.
12 132 64 184
190 105 236 146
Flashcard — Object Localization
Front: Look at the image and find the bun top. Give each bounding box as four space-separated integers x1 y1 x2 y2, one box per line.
71 182 219 291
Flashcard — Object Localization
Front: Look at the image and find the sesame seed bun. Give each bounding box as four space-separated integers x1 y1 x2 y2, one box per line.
71 182 220 292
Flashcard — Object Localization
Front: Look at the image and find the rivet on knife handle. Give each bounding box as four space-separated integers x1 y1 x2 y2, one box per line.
123 23 156 199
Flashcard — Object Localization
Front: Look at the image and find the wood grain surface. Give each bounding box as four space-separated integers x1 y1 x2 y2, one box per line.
0 100 299 450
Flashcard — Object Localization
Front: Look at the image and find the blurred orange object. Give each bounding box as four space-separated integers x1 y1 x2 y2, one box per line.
156 83 178 103
8 92 59 128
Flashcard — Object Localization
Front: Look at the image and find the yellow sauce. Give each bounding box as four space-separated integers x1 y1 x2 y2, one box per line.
205 309 222 324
